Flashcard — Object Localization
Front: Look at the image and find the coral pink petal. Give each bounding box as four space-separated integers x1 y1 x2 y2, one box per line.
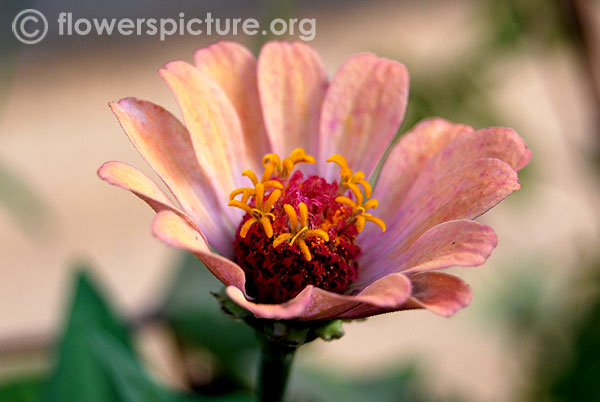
362 158 520 265
99 161 177 211
397 129 532 218
369 118 473 231
319 53 409 179
358 220 497 286
226 272 411 321
152 211 246 291
98 161 209 244
194 41 270 170
258 41 327 160
226 285 315 320
109 98 232 251
424 127 532 175
366 122 531 249
335 273 413 319
402 272 473 317
160 61 248 225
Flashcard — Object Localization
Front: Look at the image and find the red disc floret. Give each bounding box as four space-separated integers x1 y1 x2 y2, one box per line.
233 171 361 304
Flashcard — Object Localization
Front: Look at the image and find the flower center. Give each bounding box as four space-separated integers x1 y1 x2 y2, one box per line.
229 149 386 304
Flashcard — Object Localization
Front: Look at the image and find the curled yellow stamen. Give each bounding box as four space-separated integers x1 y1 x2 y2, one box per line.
352 171 372 198
261 148 316 181
229 187 254 203
334 195 386 233
327 154 372 195
261 154 280 182
327 154 353 185
289 226 308 246
274 202 329 261
283 204 299 229
242 169 259 185
328 154 385 233
229 168 283 238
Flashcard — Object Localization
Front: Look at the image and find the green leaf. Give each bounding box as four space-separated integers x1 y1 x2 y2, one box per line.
42 266 253 402
0 375 44 402
161 253 257 383
41 268 133 402
91 329 252 402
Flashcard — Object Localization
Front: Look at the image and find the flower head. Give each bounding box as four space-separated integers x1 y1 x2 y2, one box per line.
99 41 531 321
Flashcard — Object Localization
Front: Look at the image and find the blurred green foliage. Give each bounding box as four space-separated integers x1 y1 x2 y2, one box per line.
0 2 51 237
0 376 44 402
484 0 569 49
0 162 50 236
159 253 258 392
36 265 253 402
523 267 600 402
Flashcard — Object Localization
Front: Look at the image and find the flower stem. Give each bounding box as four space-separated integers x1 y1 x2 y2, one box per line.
256 333 297 402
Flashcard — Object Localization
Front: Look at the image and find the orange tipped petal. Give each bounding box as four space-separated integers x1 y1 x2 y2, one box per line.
319 53 409 180
108 98 231 245
98 161 213 248
258 41 327 159
194 41 270 168
160 61 248 213
152 211 247 291
98 161 176 211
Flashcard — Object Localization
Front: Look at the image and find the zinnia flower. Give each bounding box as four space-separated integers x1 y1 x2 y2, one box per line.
99 41 531 321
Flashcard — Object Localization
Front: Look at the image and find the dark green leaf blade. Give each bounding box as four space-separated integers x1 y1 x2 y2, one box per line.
0 376 44 402
91 328 253 402
41 268 134 402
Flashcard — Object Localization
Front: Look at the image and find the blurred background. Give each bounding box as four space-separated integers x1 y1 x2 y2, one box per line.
1 0 600 401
